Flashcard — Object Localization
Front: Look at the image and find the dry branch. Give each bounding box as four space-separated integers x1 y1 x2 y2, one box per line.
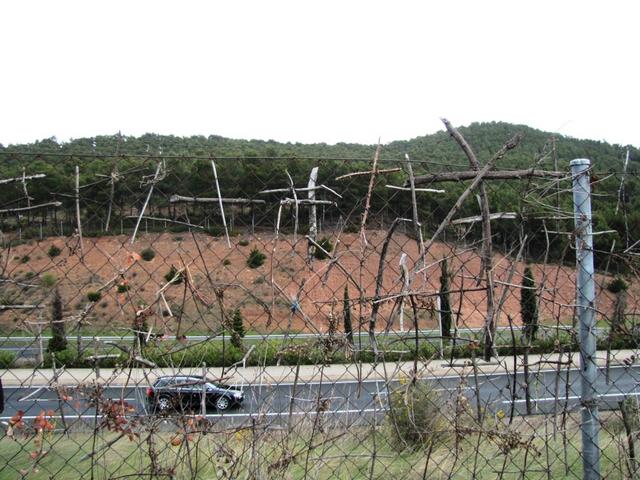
404 154 426 270
452 212 518 225
169 195 266 205
335 167 400 181
0 202 61 215
409 169 564 186
360 142 381 246
130 161 162 244
442 118 495 360
0 173 46 185
280 198 336 206
104 165 118 232
0 304 43 310
259 184 342 198
418 136 522 272
307 167 319 260
370 218 402 356
211 159 231 248
125 216 205 230
75 166 85 260
285 170 299 243
385 185 445 193
21 167 31 209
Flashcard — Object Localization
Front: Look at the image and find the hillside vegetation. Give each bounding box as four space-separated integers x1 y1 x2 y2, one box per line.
0 122 638 271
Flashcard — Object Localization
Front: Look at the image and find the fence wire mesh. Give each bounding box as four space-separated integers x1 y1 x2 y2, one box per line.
0 131 639 479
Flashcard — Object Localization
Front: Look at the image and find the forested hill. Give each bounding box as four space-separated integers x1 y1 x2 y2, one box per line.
0 121 637 172
0 122 639 272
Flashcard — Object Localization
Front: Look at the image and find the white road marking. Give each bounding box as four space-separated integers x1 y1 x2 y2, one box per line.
501 391 640 404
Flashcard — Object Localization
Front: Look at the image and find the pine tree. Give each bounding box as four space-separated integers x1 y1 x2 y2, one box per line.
343 285 354 346
521 266 539 343
48 288 67 353
231 308 245 349
439 258 452 338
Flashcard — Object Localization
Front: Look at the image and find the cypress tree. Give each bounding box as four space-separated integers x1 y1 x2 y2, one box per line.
521 266 539 343
343 285 354 346
231 308 245 349
48 288 67 353
439 258 452 338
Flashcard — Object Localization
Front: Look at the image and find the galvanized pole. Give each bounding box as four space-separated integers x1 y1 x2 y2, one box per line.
571 158 600 479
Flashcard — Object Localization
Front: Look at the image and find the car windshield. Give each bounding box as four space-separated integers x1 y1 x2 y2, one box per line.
207 383 233 390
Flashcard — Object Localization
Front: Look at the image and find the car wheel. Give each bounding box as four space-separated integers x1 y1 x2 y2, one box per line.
156 395 172 413
215 396 230 411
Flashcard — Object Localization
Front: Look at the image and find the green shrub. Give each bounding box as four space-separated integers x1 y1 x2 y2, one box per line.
238 239 250 247
607 277 629 294
140 248 156 262
0 350 16 368
439 258 452 338
20 255 30 264
49 348 76 367
48 289 67 353
48 245 62 258
231 308 245 349
247 248 266 269
343 285 354 346
87 291 102 302
223 258 232 266
387 382 449 451
313 237 334 260
116 283 130 293
164 266 183 284
521 266 538 343
41 273 57 288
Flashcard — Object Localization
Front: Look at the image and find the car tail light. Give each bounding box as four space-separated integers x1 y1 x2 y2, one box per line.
146 388 153 398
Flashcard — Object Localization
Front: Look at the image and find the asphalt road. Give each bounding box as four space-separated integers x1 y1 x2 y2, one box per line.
2 365 638 426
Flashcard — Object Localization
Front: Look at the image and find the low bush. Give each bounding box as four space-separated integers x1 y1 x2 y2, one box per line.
164 266 183 284
0 350 16 368
387 382 449 450
313 237 334 260
87 291 102 302
20 255 30 264
247 248 266 269
43 348 124 368
607 277 628 294
140 248 156 262
41 273 57 288
48 245 62 258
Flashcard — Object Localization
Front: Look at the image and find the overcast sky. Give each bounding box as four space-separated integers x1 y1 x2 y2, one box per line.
1 1 637 147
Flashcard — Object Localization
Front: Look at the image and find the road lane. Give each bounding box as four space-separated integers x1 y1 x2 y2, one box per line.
2 365 638 425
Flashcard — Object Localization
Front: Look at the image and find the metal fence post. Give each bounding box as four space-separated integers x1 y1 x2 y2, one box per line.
571 158 600 479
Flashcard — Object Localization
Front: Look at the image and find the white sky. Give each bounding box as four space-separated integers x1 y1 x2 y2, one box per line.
0 1 638 147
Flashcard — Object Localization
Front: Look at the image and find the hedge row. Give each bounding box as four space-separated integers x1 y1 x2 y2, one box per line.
13 331 636 369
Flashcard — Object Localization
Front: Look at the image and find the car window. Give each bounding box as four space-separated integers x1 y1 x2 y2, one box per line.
209 383 232 390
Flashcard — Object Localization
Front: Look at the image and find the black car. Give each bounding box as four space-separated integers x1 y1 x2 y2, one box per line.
146 376 244 413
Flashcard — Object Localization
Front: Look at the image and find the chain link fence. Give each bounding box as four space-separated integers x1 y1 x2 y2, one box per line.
0 128 639 479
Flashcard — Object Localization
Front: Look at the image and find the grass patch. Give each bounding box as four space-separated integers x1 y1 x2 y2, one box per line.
0 414 629 479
